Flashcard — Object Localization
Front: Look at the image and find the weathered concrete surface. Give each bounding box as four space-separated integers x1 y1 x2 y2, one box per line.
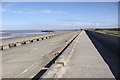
2 45 10 50
41 31 80 78
60 31 115 78
2 31 79 78
15 42 22 47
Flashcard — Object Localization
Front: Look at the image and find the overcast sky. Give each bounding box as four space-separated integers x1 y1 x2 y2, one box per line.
1 2 118 30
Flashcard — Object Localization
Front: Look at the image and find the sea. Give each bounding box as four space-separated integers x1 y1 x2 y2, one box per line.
0 30 54 39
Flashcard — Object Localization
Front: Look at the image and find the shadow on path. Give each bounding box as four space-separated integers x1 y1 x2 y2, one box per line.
86 31 120 80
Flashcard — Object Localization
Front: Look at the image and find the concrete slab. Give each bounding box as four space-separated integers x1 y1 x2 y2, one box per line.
61 31 115 78
2 31 79 78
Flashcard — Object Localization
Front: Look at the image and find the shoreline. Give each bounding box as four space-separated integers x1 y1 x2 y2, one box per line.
0 32 57 46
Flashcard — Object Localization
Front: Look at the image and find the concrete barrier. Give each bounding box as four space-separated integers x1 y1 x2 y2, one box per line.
39 38 42 40
21 41 26 44
46 37 49 39
31 39 37 42
2 45 10 50
1 33 62 50
42 37 46 40
15 42 22 47
24 40 31 44
9 43 16 47
36 38 40 41
41 38 43 40
85 30 120 56
29 40 33 43
45 37 47 39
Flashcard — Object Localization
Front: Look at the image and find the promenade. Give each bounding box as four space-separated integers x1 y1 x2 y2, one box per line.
2 30 117 79
59 31 115 78
2 31 79 78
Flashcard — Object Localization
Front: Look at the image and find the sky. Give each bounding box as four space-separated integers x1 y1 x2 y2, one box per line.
0 2 118 30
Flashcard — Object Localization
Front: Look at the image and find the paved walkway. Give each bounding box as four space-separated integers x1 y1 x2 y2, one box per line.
61 31 115 78
2 31 79 78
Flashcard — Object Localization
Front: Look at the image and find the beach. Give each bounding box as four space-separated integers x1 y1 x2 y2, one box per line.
0 30 58 45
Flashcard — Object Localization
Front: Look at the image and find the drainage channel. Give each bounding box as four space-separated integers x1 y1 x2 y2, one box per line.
32 33 79 80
